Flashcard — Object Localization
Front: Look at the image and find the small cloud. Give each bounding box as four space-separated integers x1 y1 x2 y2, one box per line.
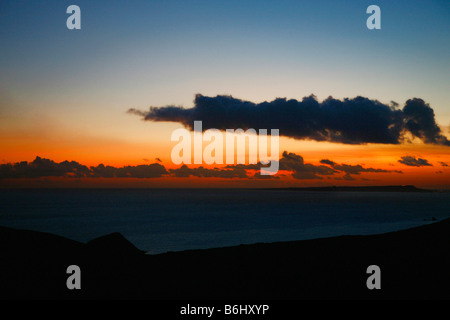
169 165 248 179
343 173 356 181
279 152 337 180
398 156 432 167
439 161 448 167
320 159 336 166
331 163 390 174
253 172 279 179
155 158 162 163
319 157 401 180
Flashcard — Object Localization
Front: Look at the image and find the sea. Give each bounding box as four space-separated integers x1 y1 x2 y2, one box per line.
0 188 449 254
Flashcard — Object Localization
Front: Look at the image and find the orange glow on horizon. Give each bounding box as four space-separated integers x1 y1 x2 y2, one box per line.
1 122 449 189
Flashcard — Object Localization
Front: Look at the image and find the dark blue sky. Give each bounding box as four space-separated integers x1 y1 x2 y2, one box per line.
1 0 449 145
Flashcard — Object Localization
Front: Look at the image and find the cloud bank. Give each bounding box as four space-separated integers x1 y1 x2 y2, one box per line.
0 157 167 179
0 154 399 181
227 151 399 180
320 159 403 175
129 94 450 146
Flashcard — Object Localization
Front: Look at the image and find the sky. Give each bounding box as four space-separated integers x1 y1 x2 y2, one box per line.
0 0 449 188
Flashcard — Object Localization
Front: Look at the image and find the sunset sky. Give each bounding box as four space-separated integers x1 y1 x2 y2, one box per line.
1 0 449 188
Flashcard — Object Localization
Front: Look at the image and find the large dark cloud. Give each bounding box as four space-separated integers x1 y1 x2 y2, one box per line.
129 94 450 146
398 156 432 167
403 98 449 145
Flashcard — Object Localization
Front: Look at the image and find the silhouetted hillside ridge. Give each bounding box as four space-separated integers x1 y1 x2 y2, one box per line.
1 218 450 299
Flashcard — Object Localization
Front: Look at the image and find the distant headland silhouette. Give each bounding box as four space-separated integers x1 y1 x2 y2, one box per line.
263 185 434 192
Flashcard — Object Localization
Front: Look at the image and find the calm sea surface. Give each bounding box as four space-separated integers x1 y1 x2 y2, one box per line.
0 189 448 254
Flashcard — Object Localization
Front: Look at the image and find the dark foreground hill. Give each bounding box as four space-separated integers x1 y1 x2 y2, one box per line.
1 218 450 300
